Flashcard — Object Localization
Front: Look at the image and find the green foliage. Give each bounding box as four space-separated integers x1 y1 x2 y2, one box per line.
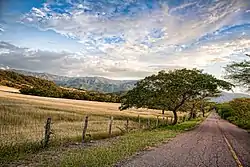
120 68 233 124
217 98 250 129
225 54 250 91
216 103 233 119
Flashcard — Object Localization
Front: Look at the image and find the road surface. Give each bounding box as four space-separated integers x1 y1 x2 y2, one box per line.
120 113 250 167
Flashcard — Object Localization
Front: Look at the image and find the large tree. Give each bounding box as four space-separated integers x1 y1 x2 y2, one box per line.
119 68 233 125
225 54 250 91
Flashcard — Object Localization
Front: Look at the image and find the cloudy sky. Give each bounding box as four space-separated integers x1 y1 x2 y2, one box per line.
0 0 250 81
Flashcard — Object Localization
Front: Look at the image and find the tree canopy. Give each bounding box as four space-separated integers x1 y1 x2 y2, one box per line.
119 68 233 125
225 54 250 91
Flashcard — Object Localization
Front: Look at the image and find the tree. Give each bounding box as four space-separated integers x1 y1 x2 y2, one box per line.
225 54 250 91
119 68 233 125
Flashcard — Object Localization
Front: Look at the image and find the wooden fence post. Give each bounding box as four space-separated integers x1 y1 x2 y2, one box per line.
82 116 89 143
125 118 129 132
147 118 150 129
156 116 159 127
138 115 141 129
162 115 165 124
44 117 51 148
170 117 173 124
108 116 113 137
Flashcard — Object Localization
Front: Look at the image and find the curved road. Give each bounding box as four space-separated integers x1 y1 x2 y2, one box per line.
120 113 250 167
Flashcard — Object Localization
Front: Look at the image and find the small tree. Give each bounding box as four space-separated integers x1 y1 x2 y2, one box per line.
120 68 233 125
225 54 250 91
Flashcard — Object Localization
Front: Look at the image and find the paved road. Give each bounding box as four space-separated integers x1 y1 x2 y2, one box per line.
120 113 250 167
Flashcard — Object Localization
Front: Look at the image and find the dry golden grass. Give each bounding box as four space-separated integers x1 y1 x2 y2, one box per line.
0 88 176 148
0 86 191 164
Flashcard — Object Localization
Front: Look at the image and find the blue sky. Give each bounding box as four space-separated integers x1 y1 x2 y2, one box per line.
0 0 250 90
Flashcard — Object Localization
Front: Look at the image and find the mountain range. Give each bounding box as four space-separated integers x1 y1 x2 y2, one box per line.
211 91 250 103
10 69 250 102
11 69 137 93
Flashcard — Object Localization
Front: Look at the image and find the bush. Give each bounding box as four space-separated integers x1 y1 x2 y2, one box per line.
217 103 233 119
217 98 250 129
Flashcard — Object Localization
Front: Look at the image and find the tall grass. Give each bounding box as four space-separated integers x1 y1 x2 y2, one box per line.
0 96 161 162
0 91 189 164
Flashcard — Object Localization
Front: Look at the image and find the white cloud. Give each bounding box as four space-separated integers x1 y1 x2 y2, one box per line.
31 7 47 17
11 0 250 79
22 0 244 45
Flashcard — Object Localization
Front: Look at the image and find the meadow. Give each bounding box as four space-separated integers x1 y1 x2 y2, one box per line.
0 86 182 161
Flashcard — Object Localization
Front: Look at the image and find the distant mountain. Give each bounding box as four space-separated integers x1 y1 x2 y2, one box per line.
11 69 137 93
211 91 250 103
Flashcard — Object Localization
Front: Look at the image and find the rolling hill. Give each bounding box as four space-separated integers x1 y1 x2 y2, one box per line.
12 69 137 93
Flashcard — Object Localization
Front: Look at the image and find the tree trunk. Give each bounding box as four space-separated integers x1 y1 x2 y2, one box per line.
188 103 196 120
192 112 197 119
172 110 178 125
200 103 205 117
162 109 165 115
188 112 192 120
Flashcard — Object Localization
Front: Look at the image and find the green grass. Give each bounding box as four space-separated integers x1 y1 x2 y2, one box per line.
159 117 204 131
56 130 176 167
47 118 204 167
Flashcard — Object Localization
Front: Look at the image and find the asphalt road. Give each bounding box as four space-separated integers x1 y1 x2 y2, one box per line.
119 113 250 167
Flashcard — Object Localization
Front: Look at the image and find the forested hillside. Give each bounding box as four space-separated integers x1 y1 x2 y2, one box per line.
0 69 121 103
0 69 55 89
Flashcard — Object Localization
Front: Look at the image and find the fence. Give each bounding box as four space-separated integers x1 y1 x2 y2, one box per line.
0 114 188 152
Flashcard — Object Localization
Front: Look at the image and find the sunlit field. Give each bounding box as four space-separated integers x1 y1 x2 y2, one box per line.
0 86 183 157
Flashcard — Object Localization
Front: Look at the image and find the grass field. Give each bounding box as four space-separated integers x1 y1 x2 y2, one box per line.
0 86 183 162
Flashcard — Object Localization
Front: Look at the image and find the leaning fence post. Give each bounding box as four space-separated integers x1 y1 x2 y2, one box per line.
82 116 89 143
108 116 113 137
44 117 51 148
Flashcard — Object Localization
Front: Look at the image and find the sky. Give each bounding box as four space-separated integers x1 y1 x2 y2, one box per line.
0 0 250 84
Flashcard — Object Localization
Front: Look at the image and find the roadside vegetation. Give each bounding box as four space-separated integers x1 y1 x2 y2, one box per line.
1 115 205 167
216 98 250 129
220 54 250 129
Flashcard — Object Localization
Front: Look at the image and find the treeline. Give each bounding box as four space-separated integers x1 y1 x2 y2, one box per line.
0 69 121 103
216 98 250 129
20 86 121 103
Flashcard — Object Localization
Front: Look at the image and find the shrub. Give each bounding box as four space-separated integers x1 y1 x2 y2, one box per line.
217 98 250 129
